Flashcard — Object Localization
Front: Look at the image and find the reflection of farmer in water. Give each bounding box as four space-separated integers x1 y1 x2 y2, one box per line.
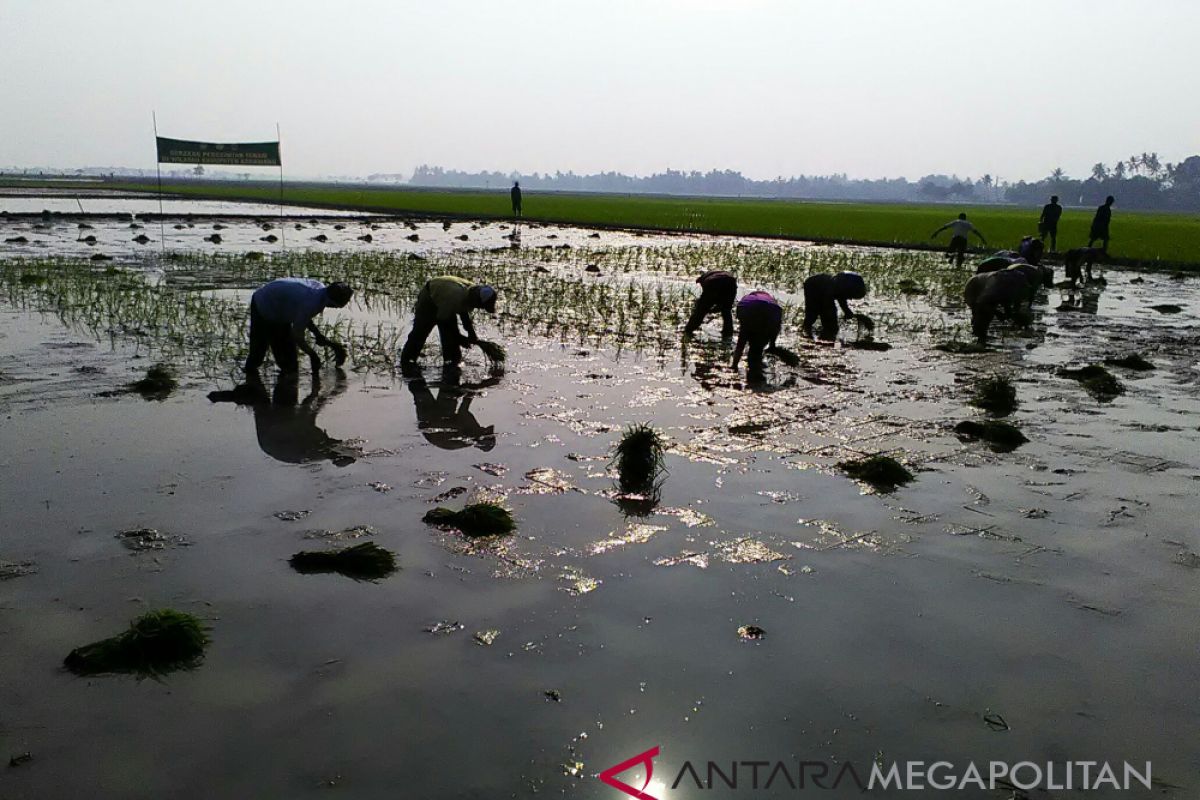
931 213 987 268
400 276 498 366
732 291 783 379
511 181 522 218
802 271 867 340
683 270 737 338
207 371 357 466
407 366 498 451
244 277 353 375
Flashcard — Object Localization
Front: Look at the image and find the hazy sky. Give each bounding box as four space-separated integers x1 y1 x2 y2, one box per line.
2 0 1197 181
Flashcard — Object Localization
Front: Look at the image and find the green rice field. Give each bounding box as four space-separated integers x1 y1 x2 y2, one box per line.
6 177 1199 266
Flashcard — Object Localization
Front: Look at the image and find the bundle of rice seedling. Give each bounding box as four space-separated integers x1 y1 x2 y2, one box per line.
64 609 209 677
954 420 1029 452
423 502 515 537
766 345 801 367
289 542 398 580
475 340 506 370
853 312 876 332
970 375 1018 416
836 454 914 492
934 340 989 354
1103 353 1154 371
128 363 178 400
1058 365 1124 401
612 423 667 492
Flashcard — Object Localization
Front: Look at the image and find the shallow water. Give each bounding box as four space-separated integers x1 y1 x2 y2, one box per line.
1 211 1198 798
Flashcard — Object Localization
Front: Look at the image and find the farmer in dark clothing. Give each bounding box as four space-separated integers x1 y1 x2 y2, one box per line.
1063 246 1104 286
400 275 497 365
1038 195 1063 251
683 270 738 337
732 291 783 379
1089 196 1114 252
244 278 353 374
802 271 867 340
511 182 522 217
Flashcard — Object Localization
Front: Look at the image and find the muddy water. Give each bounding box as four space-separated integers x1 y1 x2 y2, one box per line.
1 213 1199 798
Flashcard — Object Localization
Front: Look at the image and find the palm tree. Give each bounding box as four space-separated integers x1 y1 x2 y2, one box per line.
1114 162 1127 180
1127 155 1141 176
1144 152 1162 180
1091 163 1109 181
1050 167 1066 184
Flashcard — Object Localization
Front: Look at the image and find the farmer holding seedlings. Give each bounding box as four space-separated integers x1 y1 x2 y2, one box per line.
683 270 738 337
244 277 353 374
732 290 783 378
400 275 498 366
801 271 867 340
931 213 987 267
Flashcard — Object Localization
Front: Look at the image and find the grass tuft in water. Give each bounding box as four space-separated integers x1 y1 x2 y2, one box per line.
128 363 178 400
612 423 667 492
954 420 1029 452
837 454 914 492
1058 365 1125 400
969 374 1018 416
289 542 398 580
64 609 209 677
423 502 515 537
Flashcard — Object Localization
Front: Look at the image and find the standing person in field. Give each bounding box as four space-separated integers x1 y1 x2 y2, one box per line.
244 277 353 375
931 213 987 267
732 291 783 380
400 275 498 366
1089 195 1115 252
1038 195 1063 251
683 270 738 337
510 181 522 218
802 271 867 340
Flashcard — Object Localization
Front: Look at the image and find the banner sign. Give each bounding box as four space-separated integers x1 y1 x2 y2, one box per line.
156 137 281 167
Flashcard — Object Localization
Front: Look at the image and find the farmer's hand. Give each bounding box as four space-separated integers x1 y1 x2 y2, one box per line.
309 353 322 372
330 342 347 366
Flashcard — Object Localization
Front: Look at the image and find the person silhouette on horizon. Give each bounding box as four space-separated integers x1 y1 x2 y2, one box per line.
511 181 522 218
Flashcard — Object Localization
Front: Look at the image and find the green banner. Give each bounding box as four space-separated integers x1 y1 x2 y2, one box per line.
156 137 281 167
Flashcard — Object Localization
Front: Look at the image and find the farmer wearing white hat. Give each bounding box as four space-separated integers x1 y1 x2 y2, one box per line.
400 275 498 365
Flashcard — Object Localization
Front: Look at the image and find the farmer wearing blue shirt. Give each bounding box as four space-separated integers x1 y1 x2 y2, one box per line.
244 277 354 374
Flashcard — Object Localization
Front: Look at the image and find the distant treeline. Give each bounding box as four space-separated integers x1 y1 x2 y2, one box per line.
403 153 1200 211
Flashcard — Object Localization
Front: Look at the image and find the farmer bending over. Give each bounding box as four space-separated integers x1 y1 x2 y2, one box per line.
1063 247 1104 286
932 213 987 268
245 277 353 374
802 271 867 340
683 270 738 337
400 275 497 366
732 291 783 379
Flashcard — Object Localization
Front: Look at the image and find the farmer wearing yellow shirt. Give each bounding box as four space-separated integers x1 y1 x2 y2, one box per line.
400 275 498 365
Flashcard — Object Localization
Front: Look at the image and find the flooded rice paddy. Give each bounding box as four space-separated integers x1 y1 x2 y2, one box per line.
1 199 1198 798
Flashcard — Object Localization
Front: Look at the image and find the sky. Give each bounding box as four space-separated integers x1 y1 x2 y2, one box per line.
2 0 1198 182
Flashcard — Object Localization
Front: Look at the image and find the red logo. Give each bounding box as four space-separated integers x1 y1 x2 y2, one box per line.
600 746 661 800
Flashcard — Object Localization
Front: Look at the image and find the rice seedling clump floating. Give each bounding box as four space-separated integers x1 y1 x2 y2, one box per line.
969 374 1018 416
423 502 515 537
1058 365 1125 401
954 420 1029 452
837 454 914 492
128 363 178 400
64 609 210 677
612 423 667 492
289 542 398 580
